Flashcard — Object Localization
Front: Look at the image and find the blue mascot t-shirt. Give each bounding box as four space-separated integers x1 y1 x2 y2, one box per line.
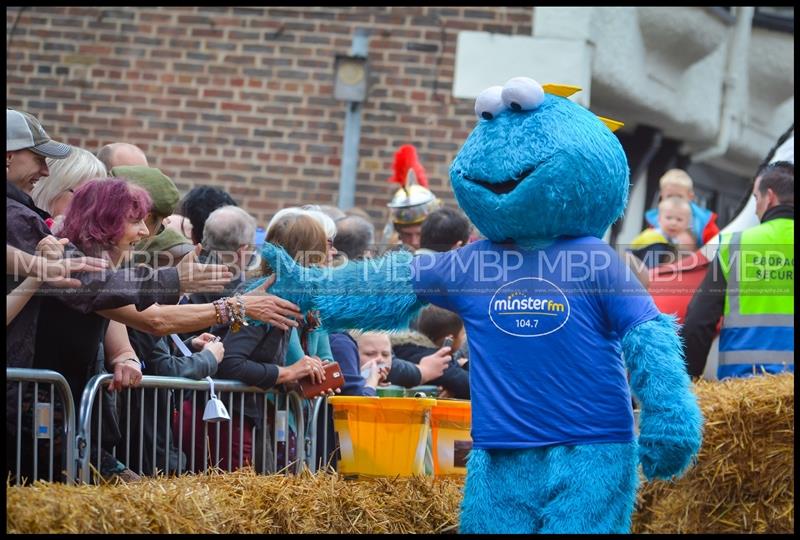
411 237 661 449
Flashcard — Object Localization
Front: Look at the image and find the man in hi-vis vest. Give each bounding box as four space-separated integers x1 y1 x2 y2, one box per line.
683 161 794 379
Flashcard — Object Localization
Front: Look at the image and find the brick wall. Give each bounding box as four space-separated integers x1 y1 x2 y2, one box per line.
6 6 532 229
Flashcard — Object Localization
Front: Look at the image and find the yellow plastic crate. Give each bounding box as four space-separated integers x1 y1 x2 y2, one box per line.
430 399 472 477
328 396 436 477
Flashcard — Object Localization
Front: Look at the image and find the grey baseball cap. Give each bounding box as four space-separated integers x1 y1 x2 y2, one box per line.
7 108 71 159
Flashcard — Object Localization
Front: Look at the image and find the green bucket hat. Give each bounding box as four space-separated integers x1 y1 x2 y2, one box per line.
111 165 179 217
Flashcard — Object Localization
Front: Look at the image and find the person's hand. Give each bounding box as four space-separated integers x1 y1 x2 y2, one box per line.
437 387 454 399
282 355 325 384
317 361 341 397
378 364 392 385
306 355 326 384
191 332 217 351
242 275 302 331
107 358 143 392
363 359 382 388
36 256 111 288
202 341 225 364
176 244 233 294
417 345 452 384
377 363 391 386
32 236 109 288
319 386 341 398
35 236 68 261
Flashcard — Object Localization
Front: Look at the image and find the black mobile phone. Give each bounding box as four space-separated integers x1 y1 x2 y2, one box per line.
442 337 458 367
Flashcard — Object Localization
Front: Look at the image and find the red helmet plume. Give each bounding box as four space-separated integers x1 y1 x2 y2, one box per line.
388 144 428 188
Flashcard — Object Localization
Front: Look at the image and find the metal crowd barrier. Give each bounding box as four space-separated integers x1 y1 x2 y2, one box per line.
6 368 77 485
305 396 334 473
75 375 305 484
7 367 449 485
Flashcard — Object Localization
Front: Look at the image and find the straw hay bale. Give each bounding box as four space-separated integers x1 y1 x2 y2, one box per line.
6 468 464 534
632 373 794 533
7 374 792 533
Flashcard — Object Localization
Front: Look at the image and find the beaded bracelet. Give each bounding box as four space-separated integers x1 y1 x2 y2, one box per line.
213 298 231 326
228 295 249 333
212 299 223 325
236 295 248 328
225 296 237 332
225 297 235 326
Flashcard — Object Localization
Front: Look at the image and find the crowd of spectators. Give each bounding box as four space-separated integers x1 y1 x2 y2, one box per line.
6 108 473 482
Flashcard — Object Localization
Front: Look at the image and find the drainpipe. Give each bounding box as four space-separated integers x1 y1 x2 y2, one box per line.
337 30 370 211
690 6 754 163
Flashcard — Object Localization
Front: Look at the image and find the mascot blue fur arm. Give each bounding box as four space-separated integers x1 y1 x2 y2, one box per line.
254 245 427 331
258 77 703 534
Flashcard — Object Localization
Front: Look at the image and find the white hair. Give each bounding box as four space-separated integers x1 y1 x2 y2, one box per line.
267 205 337 240
32 147 107 215
202 205 257 252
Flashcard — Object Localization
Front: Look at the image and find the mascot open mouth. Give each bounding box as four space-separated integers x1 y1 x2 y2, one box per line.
463 166 535 195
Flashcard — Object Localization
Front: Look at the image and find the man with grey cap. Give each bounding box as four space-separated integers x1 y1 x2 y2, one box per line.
7 108 71 196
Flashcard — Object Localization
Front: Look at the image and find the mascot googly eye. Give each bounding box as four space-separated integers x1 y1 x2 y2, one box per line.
474 85 506 121
501 77 545 112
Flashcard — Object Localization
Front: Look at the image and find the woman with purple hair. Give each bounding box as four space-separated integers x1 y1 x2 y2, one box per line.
34 178 151 480
59 178 151 269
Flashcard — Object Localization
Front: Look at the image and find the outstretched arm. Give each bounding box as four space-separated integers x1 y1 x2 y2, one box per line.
257 243 428 332
622 313 704 481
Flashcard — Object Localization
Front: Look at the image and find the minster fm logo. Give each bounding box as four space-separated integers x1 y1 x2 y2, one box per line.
488 277 571 337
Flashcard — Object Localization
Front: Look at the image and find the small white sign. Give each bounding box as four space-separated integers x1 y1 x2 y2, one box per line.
36 403 51 439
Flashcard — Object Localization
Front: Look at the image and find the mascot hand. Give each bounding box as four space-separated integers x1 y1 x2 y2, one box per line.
257 242 327 312
623 315 704 482
637 403 703 481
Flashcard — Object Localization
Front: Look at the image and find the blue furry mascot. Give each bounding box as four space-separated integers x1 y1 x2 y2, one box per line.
258 77 704 534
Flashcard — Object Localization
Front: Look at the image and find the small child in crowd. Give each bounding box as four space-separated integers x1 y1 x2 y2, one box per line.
631 196 696 267
643 168 719 247
416 305 468 368
656 196 694 248
356 332 392 384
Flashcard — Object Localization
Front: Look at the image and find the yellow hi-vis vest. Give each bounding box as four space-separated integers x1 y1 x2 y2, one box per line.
718 218 794 379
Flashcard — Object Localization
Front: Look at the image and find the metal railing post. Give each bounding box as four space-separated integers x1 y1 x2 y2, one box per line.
6 368 77 485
